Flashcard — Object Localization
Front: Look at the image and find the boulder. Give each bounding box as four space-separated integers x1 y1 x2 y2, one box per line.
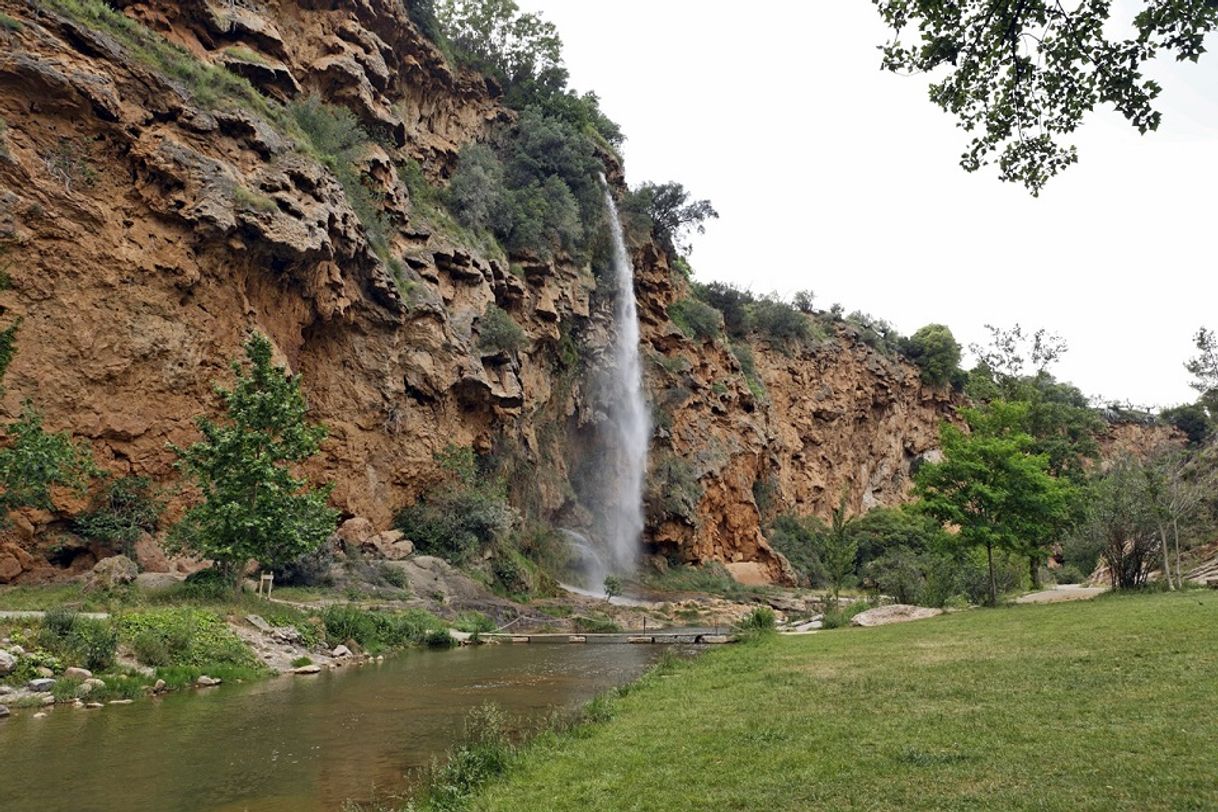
336 517 375 547
34 666 53 678
133 535 170 573
84 678 106 691
850 604 943 628
331 644 352 658
293 664 321 675
0 649 15 675
27 678 55 692
195 675 222 687
0 704 8 717
85 702 103 709
87 555 138 589
134 572 182 594
379 556 489 604
63 667 92 681
152 679 166 694
362 530 414 560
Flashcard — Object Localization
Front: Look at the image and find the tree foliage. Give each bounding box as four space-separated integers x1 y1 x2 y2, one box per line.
915 405 1069 605
624 182 718 257
169 333 338 582
902 323 962 387
0 402 94 522
873 0 1218 193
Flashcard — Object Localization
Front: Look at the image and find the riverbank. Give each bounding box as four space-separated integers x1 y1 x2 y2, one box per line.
452 590 1218 811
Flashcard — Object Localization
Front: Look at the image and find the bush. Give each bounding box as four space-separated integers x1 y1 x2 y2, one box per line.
477 304 527 354
668 298 723 342
693 282 753 338
422 703 515 811
74 475 163 554
455 611 497 635
768 514 826 586
901 324 963 387
864 548 927 604
749 296 809 343
1053 563 1087 585
735 606 776 634
319 605 447 653
67 618 118 671
396 487 514 565
846 311 905 355
1161 402 1211 446
821 599 871 629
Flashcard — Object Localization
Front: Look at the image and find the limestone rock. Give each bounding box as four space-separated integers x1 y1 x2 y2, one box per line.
293 664 321 675
331 645 352 658
195 676 221 687
0 704 9 717
362 530 414 560
64 667 92 681
134 572 182 594
87 556 138 590
850 604 944 627
27 678 56 692
0 650 14 675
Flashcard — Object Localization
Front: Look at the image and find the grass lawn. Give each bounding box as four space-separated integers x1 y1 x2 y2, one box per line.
471 591 1218 811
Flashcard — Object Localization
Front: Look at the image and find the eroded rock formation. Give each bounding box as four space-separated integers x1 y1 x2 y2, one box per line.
0 0 957 584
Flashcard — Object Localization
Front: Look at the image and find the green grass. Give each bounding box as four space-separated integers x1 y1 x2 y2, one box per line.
470 591 1218 811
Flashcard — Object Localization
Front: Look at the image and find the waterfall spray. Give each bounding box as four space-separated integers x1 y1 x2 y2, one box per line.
574 176 650 591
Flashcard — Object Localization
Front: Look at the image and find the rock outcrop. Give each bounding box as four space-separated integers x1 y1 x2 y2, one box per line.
0 0 957 584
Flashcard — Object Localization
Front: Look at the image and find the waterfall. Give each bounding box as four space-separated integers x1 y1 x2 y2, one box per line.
600 177 650 577
565 177 650 594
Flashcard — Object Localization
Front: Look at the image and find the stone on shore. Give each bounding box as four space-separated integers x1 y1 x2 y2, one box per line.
27 678 56 692
195 675 222 687
850 604 944 627
64 667 93 681
0 649 15 675
293 664 322 675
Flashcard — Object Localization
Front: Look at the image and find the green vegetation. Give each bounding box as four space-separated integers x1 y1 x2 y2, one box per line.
667 297 722 342
121 607 257 670
319 605 450 654
915 402 1071 606
43 0 278 119
395 445 514 567
601 575 622 602
0 401 95 524
644 455 702 528
875 1 1217 192
446 111 602 260
73 475 163 556
901 323 963 388
169 333 338 587
232 184 276 213
0 12 24 31
621 182 718 256
468 591 1218 810
477 304 527 355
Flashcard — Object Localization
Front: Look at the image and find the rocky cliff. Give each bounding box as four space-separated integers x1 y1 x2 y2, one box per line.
0 0 955 585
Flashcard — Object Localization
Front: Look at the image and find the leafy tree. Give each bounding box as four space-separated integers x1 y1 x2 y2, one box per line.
1078 455 1160 589
0 402 95 523
627 182 718 257
818 497 859 602
901 323 962 387
768 513 828 586
169 333 338 585
602 574 622 602
749 295 810 343
1161 402 1211 446
915 406 1069 605
873 0 1217 192
792 290 816 314
1186 326 1218 400
668 298 724 342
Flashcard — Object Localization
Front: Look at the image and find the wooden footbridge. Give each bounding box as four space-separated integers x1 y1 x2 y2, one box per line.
481 629 734 645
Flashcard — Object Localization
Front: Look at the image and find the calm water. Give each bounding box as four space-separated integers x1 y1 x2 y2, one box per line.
0 643 677 812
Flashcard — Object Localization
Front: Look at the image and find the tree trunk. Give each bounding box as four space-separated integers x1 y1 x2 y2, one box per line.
987 543 997 607
1158 525 1175 590
1029 554 1041 590
1173 516 1184 586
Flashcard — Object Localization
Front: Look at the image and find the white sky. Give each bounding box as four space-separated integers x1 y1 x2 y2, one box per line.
524 0 1218 408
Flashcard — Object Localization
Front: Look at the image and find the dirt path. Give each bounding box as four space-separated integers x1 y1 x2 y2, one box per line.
1015 585 1107 604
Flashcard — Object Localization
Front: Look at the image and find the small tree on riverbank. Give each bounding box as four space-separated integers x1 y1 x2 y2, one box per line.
169 333 338 586
915 405 1068 605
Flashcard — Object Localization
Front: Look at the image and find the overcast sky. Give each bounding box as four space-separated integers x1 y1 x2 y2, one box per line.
524 0 1218 408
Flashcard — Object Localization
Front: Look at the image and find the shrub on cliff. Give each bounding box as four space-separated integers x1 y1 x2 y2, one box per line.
395 446 515 566
169 333 338 587
477 304 528 355
749 295 810 343
901 323 963 388
74 475 163 556
668 298 723 342
0 402 95 525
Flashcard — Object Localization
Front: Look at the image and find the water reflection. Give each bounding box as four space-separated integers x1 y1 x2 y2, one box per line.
1 643 677 812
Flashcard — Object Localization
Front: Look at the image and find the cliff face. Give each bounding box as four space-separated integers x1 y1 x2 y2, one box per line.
0 0 955 584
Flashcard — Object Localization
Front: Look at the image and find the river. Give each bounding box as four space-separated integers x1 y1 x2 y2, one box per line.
0 643 680 811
